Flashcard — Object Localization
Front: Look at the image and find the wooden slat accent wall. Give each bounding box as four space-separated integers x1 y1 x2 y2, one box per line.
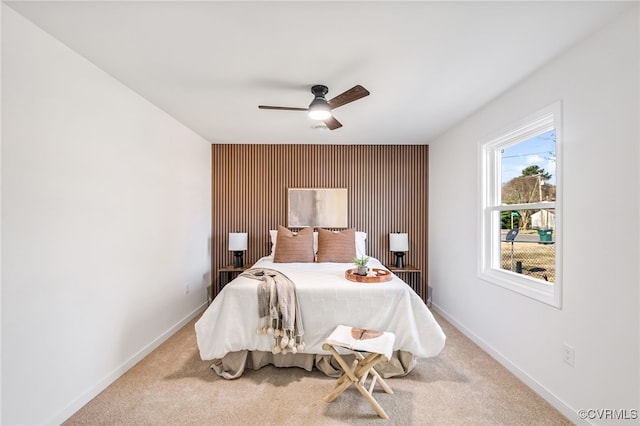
211 144 429 301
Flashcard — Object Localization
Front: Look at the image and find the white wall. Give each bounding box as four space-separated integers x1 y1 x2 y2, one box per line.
429 6 638 425
1 6 212 425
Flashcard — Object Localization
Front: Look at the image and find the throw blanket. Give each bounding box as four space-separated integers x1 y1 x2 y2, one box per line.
241 268 305 355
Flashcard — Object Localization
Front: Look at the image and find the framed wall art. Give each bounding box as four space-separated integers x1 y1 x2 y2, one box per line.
287 188 348 228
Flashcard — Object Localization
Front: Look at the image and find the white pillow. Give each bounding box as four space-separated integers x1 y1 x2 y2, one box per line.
270 229 319 256
269 229 278 255
355 231 367 258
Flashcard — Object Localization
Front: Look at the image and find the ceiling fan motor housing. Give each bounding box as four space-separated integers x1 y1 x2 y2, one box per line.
308 85 330 113
311 84 329 98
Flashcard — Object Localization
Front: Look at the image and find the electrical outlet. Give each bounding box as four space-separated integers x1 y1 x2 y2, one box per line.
185 283 190 294
562 343 575 367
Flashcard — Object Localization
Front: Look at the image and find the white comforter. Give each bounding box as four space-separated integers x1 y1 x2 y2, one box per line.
195 257 446 360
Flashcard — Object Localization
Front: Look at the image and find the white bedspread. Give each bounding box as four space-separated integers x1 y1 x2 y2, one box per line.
195 257 446 361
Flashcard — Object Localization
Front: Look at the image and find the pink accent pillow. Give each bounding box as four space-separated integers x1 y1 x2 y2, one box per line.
316 228 356 263
273 226 315 263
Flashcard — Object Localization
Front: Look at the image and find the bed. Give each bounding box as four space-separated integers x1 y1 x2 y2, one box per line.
195 227 446 379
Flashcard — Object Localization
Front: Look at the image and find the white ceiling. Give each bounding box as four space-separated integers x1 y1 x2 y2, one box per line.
4 1 634 144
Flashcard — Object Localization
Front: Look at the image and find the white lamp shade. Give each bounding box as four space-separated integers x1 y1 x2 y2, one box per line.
389 233 409 252
228 232 248 251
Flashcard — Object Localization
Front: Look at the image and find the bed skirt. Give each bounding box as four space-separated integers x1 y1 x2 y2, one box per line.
210 350 417 380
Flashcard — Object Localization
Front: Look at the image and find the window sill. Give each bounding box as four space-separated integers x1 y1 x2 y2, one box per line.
479 267 561 308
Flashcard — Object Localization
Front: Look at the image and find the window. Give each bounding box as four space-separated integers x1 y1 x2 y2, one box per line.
479 102 561 307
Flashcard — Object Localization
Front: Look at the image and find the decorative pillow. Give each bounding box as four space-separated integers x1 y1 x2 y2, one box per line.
273 226 315 263
355 231 367 258
270 229 318 256
316 228 357 262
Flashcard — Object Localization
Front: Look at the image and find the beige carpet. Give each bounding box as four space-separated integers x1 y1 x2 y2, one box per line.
64 312 571 425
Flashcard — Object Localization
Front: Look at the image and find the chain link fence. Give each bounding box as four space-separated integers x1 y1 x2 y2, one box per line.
501 235 556 282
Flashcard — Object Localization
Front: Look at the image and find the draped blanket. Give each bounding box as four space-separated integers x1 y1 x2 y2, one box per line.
241 268 305 354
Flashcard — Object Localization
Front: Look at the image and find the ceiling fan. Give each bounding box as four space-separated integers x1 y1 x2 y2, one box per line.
258 84 370 130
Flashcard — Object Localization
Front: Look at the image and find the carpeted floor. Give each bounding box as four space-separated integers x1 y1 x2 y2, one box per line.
63 312 572 425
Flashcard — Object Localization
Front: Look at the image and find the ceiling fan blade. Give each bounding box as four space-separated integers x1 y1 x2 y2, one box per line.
324 115 343 130
258 105 308 111
327 85 370 110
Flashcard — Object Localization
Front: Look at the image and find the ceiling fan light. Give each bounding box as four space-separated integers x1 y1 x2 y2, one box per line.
308 99 331 120
309 109 331 120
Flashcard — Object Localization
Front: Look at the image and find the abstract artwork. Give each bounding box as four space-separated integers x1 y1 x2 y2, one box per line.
287 188 348 228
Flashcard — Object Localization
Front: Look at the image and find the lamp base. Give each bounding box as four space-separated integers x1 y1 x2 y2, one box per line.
394 252 405 269
233 251 244 268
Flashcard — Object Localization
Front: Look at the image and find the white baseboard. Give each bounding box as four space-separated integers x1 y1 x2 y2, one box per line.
431 303 588 425
48 302 208 425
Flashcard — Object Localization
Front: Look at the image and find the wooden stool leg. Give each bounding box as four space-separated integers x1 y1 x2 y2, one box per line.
327 346 360 382
323 346 356 403
323 379 352 403
354 351 393 394
353 380 389 419
353 354 390 419
324 349 391 419
322 333 396 420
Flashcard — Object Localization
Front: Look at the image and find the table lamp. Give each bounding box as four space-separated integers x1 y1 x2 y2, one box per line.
389 233 409 268
228 232 248 268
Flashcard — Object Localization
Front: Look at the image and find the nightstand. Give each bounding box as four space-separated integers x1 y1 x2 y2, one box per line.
385 264 422 298
218 264 250 293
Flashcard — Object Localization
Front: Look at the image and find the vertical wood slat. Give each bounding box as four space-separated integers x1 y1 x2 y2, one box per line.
211 144 429 302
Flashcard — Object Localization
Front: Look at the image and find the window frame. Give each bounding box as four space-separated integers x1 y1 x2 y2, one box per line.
479 102 562 308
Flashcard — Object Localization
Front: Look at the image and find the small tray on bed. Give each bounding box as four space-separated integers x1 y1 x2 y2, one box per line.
345 268 392 283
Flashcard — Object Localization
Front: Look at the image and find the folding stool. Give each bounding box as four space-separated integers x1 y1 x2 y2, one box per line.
322 325 396 419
